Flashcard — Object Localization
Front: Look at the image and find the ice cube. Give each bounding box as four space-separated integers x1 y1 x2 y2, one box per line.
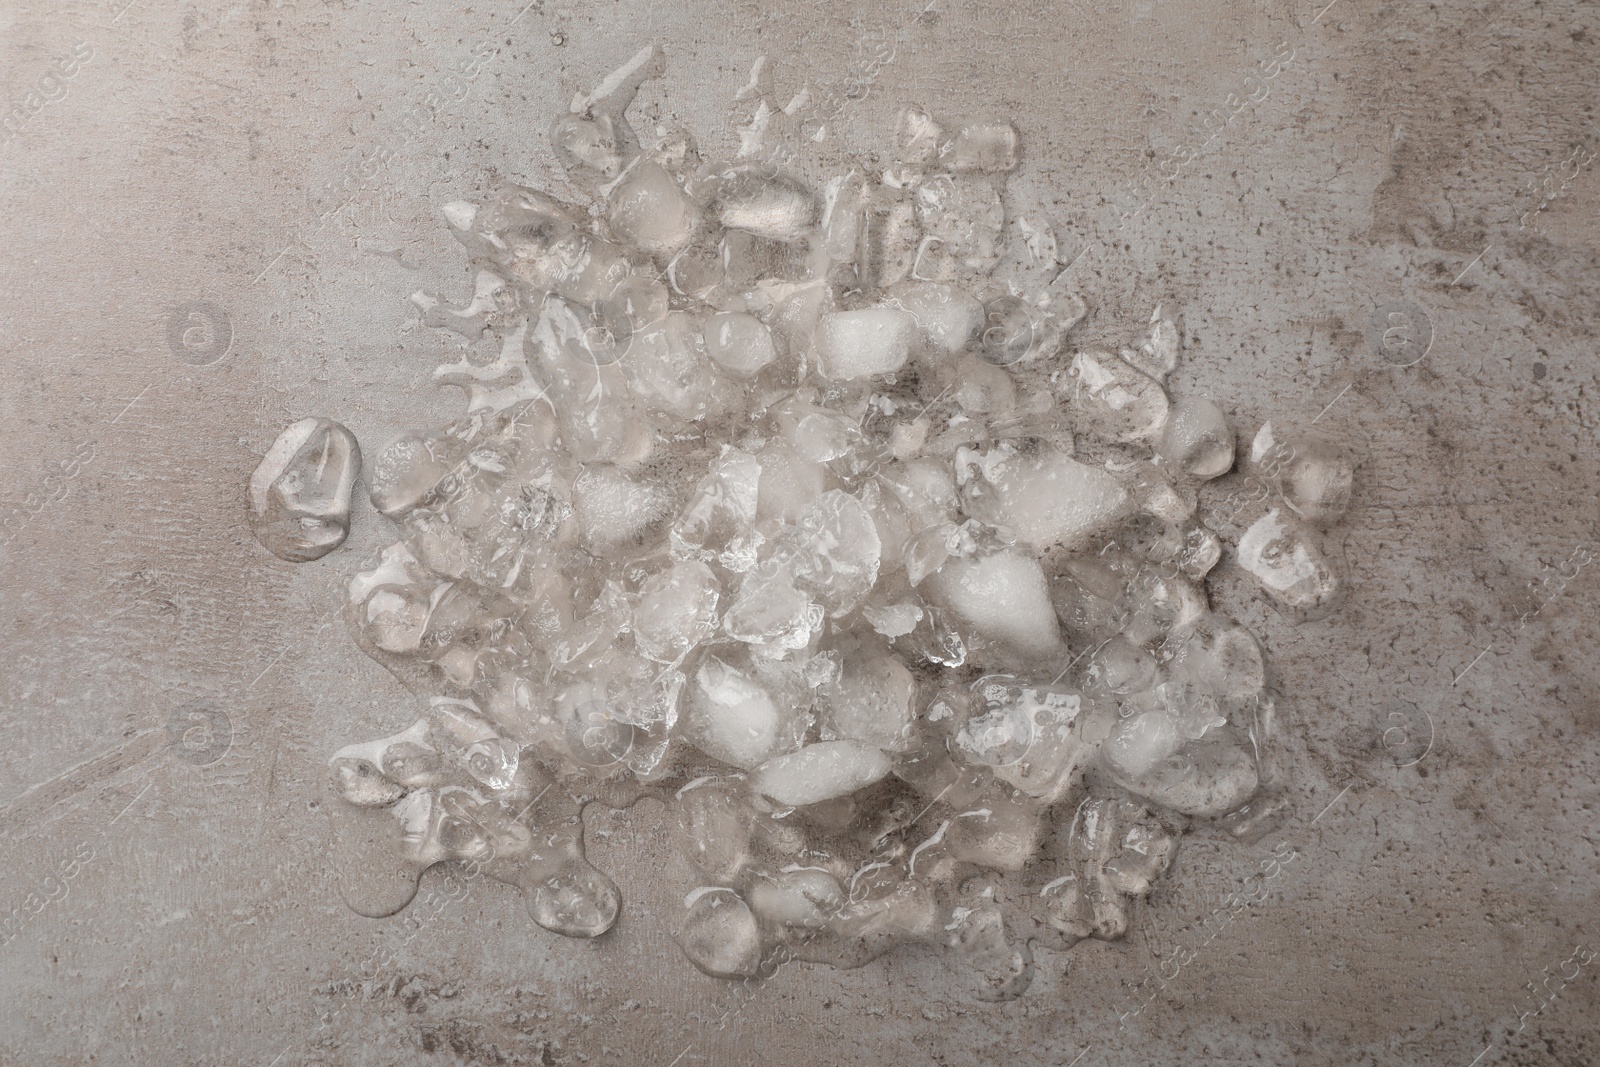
814 307 916 380
746 867 845 929
1068 350 1170 442
948 354 1018 414
819 645 917 751
366 430 466 518
715 168 815 241
633 560 721 663
976 295 1059 366
913 175 1004 277
721 567 823 652
954 674 1090 803
674 782 755 882
936 120 1021 173
1105 723 1259 818
527 857 621 938
1158 397 1235 481
248 417 362 563
958 444 1132 551
622 311 736 421
607 161 699 258
924 551 1062 661
684 655 795 768
703 311 778 377
1125 308 1180 381
883 281 984 359
678 889 766 978
748 740 892 806
755 441 830 524
571 465 676 560
1247 422 1355 525
789 489 882 617
858 194 920 289
1237 508 1341 616
946 904 1034 1002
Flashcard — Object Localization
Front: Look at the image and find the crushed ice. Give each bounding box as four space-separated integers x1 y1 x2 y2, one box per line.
246 45 1362 998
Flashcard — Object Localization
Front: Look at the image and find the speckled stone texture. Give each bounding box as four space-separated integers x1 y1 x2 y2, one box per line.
0 0 1596 1063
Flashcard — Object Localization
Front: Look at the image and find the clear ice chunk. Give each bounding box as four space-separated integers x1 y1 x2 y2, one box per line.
248 417 362 563
884 280 984 360
1158 397 1235 481
678 889 764 978
1237 508 1341 616
913 175 1004 277
788 489 882 617
703 311 778 377
1249 422 1355 525
633 560 721 663
608 160 699 258
684 655 799 768
1068 350 1170 443
714 168 816 241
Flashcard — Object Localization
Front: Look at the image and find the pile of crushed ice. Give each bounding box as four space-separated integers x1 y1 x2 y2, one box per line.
248 46 1357 998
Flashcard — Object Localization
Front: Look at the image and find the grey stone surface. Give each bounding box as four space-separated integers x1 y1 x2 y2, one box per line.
1 0 1597 1063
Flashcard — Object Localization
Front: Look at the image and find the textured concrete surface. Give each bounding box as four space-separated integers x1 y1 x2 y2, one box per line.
1 0 1598 1064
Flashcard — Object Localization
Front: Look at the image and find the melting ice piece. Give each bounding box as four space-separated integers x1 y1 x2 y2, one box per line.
947 903 1035 1001
1103 716 1260 818
924 551 1062 661
678 888 764 978
366 431 465 518
674 782 755 882
525 858 622 939
885 280 984 360
789 489 882 617
820 645 917 751
954 675 1091 803
748 740 892 806
747 868 845 929
899 108 1021 173
1124 308 1180 381
249 417 362 562
1068 350 1170 442
1249 422 1355 525
715 168 815 241
977 295 1059 366
814 308 915 380
608 160 699 258
959 444 1132 551
703 311 778 377
1158 397 1235 481
859 192 920 289
1043 798 1176 943
633 560 720 663
722 567 823 651
914 175 1004 276
684 656 794 768
1237 508 1341 616
572 465 677 560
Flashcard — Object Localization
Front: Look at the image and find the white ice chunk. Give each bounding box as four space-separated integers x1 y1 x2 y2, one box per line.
748 741 892 806
704 312 778 378
684 656 790 768
924 551 1062 660
959 445 1132 551
814 308 915 380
